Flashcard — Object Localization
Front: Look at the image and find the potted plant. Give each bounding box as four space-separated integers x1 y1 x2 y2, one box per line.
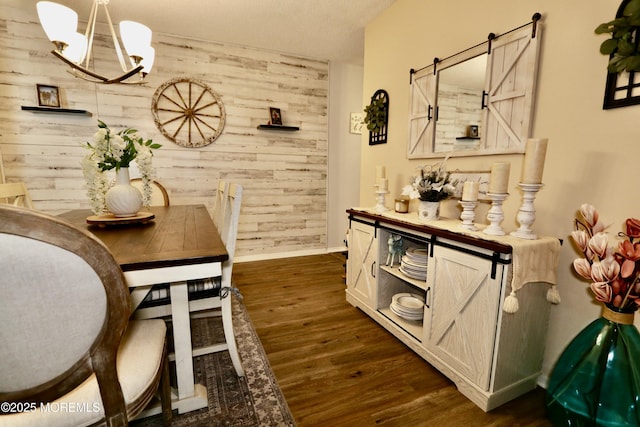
595 0 640 73
401 155 457 221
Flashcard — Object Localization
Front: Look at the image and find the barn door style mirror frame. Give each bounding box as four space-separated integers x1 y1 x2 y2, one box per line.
408 13 542 159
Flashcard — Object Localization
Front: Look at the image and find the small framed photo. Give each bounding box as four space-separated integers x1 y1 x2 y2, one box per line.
468 125 479 138
269 107 282 125
37 84 60 107
350 112 364 134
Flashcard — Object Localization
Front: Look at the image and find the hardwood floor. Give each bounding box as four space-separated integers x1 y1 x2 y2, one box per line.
234 253 553 427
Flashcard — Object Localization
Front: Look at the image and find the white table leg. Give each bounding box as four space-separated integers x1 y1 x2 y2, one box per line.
170 281 197 410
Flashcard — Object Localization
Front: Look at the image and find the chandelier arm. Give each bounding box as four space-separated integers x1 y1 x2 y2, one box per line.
101 2 129 72
68 69 146 85
54 50 144 84
83 0 99 70
53 50 108 82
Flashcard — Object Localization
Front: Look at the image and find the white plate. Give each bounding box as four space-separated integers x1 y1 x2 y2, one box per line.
399 267 427 281
390 303 423 320
392 293 424 311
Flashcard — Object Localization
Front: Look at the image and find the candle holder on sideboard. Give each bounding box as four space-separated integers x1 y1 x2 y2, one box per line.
374 188 389 212
484 193 508 236
458 200 478 231
510 183 543 240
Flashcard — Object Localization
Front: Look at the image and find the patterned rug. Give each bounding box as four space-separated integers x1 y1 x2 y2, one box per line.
132 296 296 426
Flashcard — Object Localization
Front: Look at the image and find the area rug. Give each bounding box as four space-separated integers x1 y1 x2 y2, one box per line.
132 296 296 426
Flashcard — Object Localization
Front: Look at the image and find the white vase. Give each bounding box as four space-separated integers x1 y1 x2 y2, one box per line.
105 168 142 217
418 200 440 221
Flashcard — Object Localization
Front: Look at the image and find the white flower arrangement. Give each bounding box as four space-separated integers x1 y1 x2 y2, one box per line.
82 121 161 215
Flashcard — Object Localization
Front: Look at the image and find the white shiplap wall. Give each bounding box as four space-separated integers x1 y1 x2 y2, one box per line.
0 1 329 259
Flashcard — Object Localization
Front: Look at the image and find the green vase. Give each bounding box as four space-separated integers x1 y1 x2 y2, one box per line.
546 305 640 427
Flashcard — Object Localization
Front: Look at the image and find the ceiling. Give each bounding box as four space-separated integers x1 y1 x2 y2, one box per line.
59 0 397 65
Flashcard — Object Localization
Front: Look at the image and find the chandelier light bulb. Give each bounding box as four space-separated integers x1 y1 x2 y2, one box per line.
119 21 152 59
36 1 78 46
65 32 88 64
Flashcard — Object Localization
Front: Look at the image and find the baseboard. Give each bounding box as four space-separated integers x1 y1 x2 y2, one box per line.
235 248 327 263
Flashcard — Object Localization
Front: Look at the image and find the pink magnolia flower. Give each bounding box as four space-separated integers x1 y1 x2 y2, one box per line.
571 230 589 253
618 240 640 279
580 204 599 228
590 282 612 303
626 218 640 239
590 260 619 283
588 232 609 259
573 258 592 280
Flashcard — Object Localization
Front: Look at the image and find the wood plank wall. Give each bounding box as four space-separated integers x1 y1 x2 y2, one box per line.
0 1 329 259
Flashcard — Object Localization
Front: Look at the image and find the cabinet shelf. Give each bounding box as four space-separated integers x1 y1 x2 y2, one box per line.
379 265 427 290
21 106 92 116
378 307 423 342
257 124 299 131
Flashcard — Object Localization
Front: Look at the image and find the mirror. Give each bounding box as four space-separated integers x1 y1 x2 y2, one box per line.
408 14 542 159
434 53 487 153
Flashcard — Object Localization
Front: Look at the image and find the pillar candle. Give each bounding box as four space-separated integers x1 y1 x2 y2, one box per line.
488 162 510 194
375 165 386 185
379 178 388 191
461 181 479 201
521 139 548 184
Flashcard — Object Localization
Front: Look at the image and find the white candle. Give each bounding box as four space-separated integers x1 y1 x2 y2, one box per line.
521 138 548 184
489 162 510 194
462 181 479 201
379 178 388 191
375 165 385 185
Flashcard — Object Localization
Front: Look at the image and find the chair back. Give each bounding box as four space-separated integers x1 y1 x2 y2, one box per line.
0 182 34 209
212 180 228 230
130 178 170 206
220 184 242 286
0 205 130 422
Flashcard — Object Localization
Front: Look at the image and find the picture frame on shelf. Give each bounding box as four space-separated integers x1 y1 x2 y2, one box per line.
449 171 490 201
36 84 60 108
269 107 282 125
468 125 479 138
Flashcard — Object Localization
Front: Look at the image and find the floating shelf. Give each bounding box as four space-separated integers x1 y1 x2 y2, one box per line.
455 136 480 140
21 106 92 116
257 124 299 131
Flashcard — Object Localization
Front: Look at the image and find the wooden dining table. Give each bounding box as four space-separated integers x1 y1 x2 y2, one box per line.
59 204 228 415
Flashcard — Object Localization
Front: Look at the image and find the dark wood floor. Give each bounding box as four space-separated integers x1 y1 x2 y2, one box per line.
234 253 553 427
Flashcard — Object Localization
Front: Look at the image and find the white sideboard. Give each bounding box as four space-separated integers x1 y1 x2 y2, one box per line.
346 208 560 411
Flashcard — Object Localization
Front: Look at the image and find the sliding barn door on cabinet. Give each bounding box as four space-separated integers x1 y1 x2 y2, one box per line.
347 220 378 309
423 245 504 390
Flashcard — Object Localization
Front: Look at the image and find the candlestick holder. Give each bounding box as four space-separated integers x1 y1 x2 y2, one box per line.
374 188 389 212
510 183 543 240
484 193 508 236
458 200 478 231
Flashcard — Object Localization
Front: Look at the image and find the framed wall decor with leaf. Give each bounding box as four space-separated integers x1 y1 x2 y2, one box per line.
596 0 640 109
364 89 389 145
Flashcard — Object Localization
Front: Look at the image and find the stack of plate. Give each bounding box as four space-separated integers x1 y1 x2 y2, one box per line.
399 247 428 281
390 293 424 321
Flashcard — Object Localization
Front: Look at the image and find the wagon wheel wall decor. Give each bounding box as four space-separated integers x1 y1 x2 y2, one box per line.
152 77 226 148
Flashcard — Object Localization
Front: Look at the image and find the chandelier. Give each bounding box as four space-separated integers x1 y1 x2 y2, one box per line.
36 0 154 84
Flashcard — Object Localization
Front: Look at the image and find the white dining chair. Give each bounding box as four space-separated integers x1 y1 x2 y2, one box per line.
0 205 172 426
130 178 170 206
212 179 228 229
0 182 35 209
135 183 245 377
